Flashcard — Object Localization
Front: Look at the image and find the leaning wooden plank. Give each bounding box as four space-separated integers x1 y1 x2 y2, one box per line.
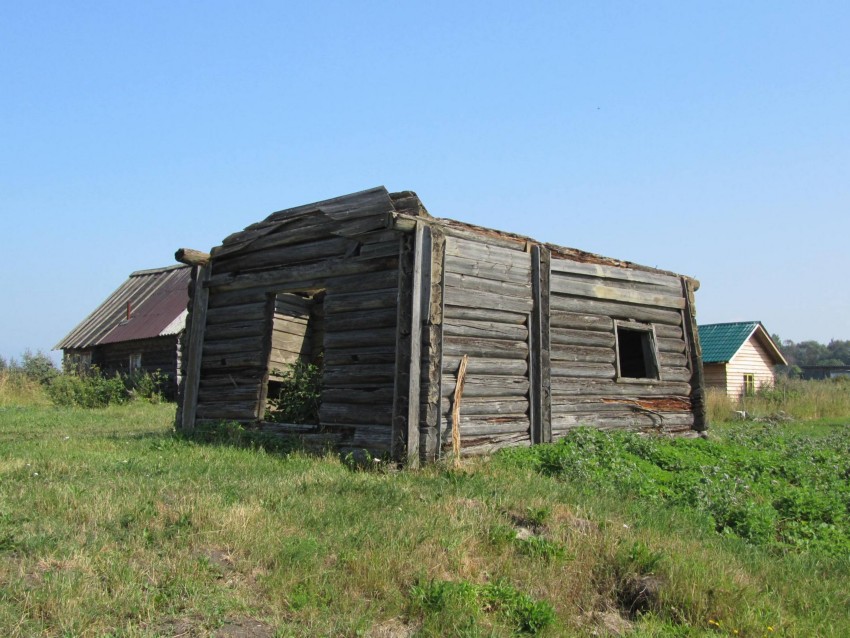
550 295 683 326
550 258 682 289
549 311 614 332
549 278 686 310
180 263 211 432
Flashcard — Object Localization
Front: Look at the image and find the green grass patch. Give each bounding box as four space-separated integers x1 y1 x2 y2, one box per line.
1 403 849 636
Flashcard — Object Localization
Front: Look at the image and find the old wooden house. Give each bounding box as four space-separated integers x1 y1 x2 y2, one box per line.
699 321 787 398
176 187 706 464
55 265 190 397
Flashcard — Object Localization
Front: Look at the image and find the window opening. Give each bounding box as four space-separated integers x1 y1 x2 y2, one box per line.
128 353 142 374
615 322 659 380
265 291 325 424
743 374 756 397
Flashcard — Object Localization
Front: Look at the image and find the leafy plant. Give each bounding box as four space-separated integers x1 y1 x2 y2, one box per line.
265 359 323 424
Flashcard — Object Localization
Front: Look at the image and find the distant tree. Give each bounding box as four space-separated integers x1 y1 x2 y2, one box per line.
0 355 7 372
827 340 850 365
772 336 850 368
20 350 58 385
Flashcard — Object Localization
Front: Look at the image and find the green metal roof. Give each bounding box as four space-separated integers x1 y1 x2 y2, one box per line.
698 322 760 363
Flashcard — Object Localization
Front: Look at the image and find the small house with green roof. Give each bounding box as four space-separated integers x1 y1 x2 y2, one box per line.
698 322 787 398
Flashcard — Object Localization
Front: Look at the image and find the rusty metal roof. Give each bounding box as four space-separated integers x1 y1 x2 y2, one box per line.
55 265 190 350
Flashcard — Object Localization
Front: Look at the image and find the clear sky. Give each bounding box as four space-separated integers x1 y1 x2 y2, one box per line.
2 1 848 363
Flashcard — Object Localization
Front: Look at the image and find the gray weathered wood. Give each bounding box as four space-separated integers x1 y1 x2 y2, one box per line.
550 362 616 379
175 248 211 267
442 356 529 377
405 223 427 467
180 263 211 432
443 336 529 359
550 311 614 332
549 294 683 325
443 305 528 325
442 320 528 341
551 328 616 348
549 277 686 309
444 272 531 300
681 277 707 431
550 345 615 363
443 254 531 284
550 258 682 289
443 286 533 313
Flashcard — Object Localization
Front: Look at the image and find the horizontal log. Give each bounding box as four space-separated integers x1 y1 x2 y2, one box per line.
550 362 616 379
324 327 397 349
202 351 266 371
550 278 685 310
656 337 686 354
444 271 531 300
443 305 528 325
440 223 529 251
213 236 357 275
207 255 398 293
443 254 531 284
441 397 528 416
550 258 682 290
319 402 393 426
443 336 528 360
443 286 533 313
551 379 691 397
442 356 528 377
659 352 688 368
445 235 529 266
654 324 684 340
205 302 268 325
442 319 528 341
322 387 395 405
203 321 265 341
551 411 695 432
440 375 530 398
549 311 614 332
199 374 263 390
550 345 615 364
454 421 532 437
323 287 400 313
175 248 210 266
322 364 396 386
323 346 397 366
203 336 264 356
550 295 682 326
660 367 692 383
324 307 397 331
357 239 401 260
551 328 616 348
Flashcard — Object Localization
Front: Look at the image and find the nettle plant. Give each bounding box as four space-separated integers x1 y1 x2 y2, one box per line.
266 359 323 424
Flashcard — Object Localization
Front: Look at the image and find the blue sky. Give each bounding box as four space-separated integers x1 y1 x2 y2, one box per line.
2 1 848 362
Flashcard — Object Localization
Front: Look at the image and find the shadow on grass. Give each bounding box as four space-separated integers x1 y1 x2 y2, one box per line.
176 420 303 458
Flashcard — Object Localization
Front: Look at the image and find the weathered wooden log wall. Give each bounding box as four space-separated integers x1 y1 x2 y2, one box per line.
181 188 412 455
439 233 534 455
548 256 701 436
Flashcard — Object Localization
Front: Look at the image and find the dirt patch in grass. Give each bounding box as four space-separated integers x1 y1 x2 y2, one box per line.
215 617 276 637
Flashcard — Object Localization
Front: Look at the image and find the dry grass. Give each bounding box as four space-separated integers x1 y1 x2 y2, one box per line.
0 370 49 407
707 377 850 423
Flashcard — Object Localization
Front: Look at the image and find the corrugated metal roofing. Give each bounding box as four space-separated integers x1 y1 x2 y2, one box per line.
55 265 190 350
698 322 760 363
698 321 787 366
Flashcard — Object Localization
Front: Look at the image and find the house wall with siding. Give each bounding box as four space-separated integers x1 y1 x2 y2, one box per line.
703 363 727 395
725 337 777 398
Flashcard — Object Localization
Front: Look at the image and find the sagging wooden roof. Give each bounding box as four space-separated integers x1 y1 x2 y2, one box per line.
55 265 190 350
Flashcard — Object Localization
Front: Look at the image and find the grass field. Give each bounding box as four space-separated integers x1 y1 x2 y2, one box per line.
1 392 849 636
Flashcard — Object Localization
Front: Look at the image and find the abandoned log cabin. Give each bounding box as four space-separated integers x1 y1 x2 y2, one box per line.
55 265 190 398
176 187 705 464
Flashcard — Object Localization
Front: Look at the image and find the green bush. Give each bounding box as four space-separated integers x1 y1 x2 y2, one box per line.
45 367 168 408
265 360 323 424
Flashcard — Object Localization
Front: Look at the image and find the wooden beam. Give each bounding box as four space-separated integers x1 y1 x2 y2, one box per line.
175 248 211 267
405 223 427 467
529 245 545 444
681 277 707 432
179 263 211 432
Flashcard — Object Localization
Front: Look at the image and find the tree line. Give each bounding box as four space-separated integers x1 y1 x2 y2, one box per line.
771 336 850 367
